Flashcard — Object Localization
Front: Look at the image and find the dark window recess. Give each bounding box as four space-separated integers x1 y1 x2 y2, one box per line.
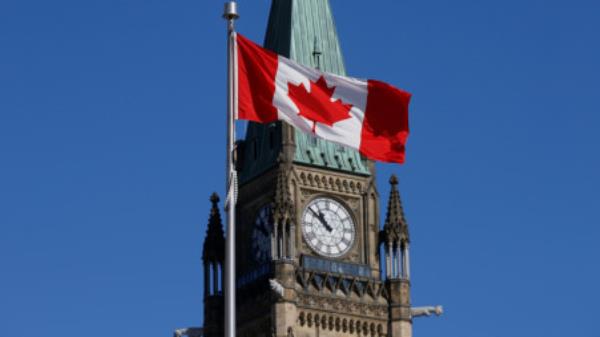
320 152 328 166
327 276 337 289
234 140 245 171
306 150 314 163
341 279 351 292
253 139 258 160
355 281 364 293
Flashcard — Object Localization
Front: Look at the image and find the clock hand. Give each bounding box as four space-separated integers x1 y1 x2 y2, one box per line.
309 207 333 232
318 211 333 232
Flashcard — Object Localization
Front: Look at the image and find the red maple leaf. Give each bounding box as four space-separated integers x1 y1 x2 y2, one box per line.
288 76 353 133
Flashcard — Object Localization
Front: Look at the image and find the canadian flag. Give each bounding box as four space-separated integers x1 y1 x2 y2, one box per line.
236 34 411 164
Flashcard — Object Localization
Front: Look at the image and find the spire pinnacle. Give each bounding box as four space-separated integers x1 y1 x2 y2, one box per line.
202 192 225 263
383 175 409 244
264 0 346 74
210 192 220 206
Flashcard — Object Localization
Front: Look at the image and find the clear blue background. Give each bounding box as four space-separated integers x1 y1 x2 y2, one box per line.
1 1 599 336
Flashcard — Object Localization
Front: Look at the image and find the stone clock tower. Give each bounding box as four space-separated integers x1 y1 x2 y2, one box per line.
200 1 420 337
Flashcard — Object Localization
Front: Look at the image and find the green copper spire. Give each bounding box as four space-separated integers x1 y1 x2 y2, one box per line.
239 0 370 183
264 0 346 74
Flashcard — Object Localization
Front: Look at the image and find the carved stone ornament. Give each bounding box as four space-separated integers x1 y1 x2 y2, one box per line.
272 166 295 224
296 293 388 319
297 310 386 337
298 170 364 195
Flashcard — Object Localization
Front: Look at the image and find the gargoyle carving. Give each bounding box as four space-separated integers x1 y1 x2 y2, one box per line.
269 278 285 298
173 327 203 337
411 306 443 318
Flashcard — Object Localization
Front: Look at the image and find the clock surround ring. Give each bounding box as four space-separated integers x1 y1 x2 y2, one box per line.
301 196 357 258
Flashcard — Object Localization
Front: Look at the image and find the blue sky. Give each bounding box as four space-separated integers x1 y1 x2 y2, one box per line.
1 1 599 337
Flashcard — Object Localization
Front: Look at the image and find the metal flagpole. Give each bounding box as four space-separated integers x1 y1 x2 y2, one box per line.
223 3 238 337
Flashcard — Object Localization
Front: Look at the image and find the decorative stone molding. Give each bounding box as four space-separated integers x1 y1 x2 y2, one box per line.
296 293 388 319
272 166 295 224
296 269 389 302
298 171 364 195
297 310 386 337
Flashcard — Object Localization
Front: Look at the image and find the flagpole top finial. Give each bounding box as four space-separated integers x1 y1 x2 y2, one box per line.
223 1 239 20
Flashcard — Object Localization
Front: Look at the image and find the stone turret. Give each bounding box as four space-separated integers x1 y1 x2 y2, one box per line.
202 193 225 337
382 175 412 337
203 193 225 268
383 175 410 266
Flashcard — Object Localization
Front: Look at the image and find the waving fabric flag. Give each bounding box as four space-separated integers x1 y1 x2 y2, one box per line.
236 33 411 164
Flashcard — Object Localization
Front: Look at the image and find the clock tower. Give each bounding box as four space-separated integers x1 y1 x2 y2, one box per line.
201 1 416 337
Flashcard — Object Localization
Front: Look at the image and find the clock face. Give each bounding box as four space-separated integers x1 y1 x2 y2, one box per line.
251 205 272 263
302 197 355 258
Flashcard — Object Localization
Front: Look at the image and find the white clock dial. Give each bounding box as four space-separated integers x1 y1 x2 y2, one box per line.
251 205 272 263
302 197 355 258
